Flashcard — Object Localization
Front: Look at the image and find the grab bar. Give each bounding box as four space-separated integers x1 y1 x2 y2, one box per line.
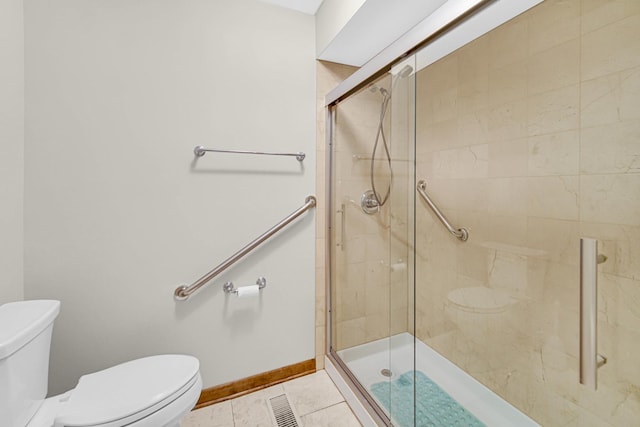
580 237 607 389
194 145 305 161
174 195 316 301
417 180 468 241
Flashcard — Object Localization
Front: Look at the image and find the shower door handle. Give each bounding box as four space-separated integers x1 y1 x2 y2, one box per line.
579 238 607 390
336 203 345 251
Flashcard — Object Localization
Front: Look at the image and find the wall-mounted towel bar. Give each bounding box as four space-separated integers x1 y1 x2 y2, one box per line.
174 195 316 301
194 145 306 161
417 180 468 241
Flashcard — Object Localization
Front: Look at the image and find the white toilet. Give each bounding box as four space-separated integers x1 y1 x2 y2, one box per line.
445 241 547 346
0 300 202 427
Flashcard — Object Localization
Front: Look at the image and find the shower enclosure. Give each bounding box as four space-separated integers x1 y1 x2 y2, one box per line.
325 1 640 426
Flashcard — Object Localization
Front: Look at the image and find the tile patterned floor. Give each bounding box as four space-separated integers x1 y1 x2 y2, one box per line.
181 370 362 427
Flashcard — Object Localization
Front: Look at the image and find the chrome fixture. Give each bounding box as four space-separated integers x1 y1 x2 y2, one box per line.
174 195 316 301
580 238 607 390
336 203 346 250
364 64 414 212
223 277 267 294
416 180 468 241
361 190 381 215
193 145 305 161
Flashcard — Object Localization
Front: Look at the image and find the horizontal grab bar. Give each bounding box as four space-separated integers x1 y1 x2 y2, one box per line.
194 145 305 161
416 180 468 241
174 195 316 301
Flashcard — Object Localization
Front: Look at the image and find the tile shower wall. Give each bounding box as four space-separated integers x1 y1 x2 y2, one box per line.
316 61 358 368
321 67 412 354
414 0 640 425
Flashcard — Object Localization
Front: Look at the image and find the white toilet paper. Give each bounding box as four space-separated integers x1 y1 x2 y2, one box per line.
236 284 260 298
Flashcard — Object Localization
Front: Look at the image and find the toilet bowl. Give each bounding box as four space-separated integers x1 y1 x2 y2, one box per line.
444 242 547 349
0 300 202 427
445 286 518 343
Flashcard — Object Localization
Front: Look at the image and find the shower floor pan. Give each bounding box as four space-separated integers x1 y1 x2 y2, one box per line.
337 333 539 427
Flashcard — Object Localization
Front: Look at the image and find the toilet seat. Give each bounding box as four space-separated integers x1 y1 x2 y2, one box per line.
447 287 516 314
53 355 200 427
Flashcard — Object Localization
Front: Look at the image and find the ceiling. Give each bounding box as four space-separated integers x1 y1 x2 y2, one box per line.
257 0 325 15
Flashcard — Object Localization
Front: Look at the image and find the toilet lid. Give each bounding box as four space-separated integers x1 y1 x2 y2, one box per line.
54 354 200 427
447 287 516 313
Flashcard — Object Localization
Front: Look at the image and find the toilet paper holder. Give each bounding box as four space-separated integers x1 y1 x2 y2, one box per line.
223 277 267 295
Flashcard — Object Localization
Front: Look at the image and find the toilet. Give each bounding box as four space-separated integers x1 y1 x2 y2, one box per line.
445 241 547 346
0 300 202 427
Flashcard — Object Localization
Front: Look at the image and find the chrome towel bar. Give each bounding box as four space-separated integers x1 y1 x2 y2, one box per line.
417 180 468 241
174 195 316 301
194 145 305 161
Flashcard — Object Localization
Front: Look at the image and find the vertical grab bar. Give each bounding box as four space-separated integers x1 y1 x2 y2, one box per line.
580 238 607 390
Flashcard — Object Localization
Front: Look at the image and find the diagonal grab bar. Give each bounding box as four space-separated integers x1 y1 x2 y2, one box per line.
174 195 316 301
416 180 468 241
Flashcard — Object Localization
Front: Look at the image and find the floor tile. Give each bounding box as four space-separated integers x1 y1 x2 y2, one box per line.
181 370 360 427
301 402 363 427
180 400 234 427
231 384 285 427
282 371 346 416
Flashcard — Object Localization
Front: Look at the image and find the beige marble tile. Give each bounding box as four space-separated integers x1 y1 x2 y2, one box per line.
579 222 640 281
528 0 581 54
526 217 579 267
527 176 580 221
581 66 640 127
300 402 362 427
488 60 527 107
282 371 345 416
581 13 640 80
581 0 640 34
487 99 528 142
528 38 580 96
488 14 528 69
580 121 640 174
181 400 233 427
334 317 366 350
315 325 325 360
487 214 527 247
488 138 528 178
457 37 489 115
431 144 488 180
528 130 579 176
230 384 285 427
488 177 528 216
457 110 490 145
527 84 579 137
580 174 640 226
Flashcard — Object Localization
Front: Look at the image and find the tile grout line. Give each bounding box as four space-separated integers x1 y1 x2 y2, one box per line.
297 399 347 418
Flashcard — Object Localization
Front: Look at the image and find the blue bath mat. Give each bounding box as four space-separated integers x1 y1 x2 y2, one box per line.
371 370 486 427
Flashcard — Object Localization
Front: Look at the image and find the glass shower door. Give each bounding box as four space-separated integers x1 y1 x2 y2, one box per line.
329 59 417 425
411 1 640 426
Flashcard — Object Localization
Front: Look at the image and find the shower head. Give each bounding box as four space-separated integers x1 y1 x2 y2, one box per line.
395 64 413 79
368 84 389 97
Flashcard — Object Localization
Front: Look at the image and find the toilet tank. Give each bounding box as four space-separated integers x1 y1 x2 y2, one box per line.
0 300 60 427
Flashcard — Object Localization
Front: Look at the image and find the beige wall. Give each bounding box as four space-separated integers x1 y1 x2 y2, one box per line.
414 1 640 425
315 0 365 57
0 0 24 304
24 0 316 394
